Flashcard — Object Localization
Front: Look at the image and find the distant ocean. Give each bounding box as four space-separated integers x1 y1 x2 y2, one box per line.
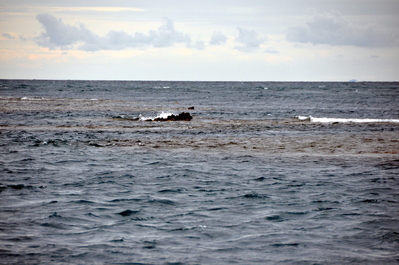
1 80 399 264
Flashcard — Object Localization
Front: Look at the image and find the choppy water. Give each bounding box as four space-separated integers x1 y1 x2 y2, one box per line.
1 80 399 264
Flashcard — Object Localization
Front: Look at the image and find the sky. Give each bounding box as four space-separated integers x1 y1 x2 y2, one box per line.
1 0 399 81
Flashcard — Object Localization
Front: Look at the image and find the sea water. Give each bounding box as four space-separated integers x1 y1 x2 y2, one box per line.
0 80 399 264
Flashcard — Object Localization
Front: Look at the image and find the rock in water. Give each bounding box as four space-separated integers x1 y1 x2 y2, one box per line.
118 210 139 216
152 112 192 121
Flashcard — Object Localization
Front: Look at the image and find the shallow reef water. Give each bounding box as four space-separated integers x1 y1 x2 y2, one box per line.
1 80 398 264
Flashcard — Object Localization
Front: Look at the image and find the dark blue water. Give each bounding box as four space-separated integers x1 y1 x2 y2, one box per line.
1 80 399 264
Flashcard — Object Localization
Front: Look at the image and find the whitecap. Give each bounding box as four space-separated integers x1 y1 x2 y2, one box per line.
296 116 399 123
21 96 47 101
296 116 310 121
139 111 175 121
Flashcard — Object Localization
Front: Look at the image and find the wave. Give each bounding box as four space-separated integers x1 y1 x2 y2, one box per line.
296 116 399 123
139 112 192 121
139 112 175 121
20 96 48 101
112 112 176 121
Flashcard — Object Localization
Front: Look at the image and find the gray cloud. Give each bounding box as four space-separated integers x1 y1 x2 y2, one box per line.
34 14 274 53
209 31 227 45
2 33 15 39
189 40 206 50
234 27 267 52
286 11 399 47
35 13 192 51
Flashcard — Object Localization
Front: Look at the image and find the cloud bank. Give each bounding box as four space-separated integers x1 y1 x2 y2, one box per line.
286 11 399 47
35 13 192 51
34 13 269 53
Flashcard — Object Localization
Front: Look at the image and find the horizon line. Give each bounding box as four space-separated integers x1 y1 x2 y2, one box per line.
1 78 398 83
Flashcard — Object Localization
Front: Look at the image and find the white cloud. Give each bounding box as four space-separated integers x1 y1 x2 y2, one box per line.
35 13 192 51
35 13 101 50
286 10 399 47
34 13 273 53
234 27 267 52
209 31 227 45
148 17 191 48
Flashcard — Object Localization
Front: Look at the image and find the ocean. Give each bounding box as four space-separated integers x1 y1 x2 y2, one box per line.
0 80 398 264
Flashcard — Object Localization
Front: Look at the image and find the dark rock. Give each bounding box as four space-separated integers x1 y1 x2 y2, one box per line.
8 184 33 190
152 112 192 121
118 209 139 217
188 106 195 109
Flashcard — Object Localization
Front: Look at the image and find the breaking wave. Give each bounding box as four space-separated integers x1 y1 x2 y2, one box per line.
139 112 176 121
296 116 399 123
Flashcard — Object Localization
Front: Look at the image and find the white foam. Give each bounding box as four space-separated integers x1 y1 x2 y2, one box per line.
139 112 175 121
296 116 310 121
21 96 47 101
296 116 399 123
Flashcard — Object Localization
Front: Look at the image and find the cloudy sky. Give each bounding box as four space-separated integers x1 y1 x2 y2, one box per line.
1 0 398 81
